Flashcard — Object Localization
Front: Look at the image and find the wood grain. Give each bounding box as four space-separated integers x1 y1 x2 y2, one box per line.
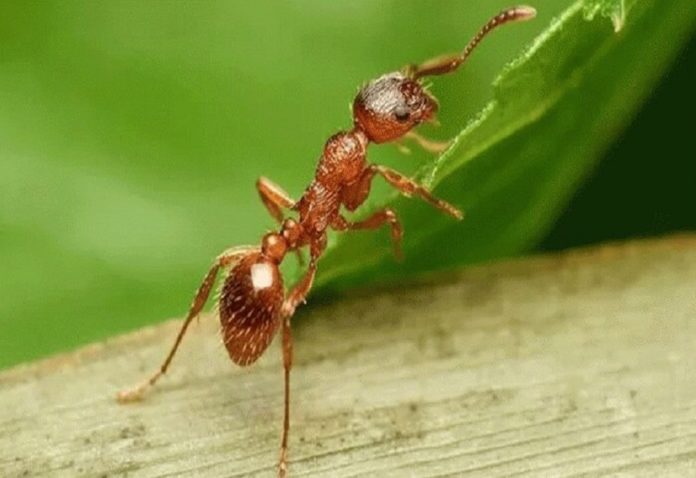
2 235 696 477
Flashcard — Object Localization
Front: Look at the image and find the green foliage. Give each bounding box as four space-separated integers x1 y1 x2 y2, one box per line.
0 0 692 367
316 0 695 291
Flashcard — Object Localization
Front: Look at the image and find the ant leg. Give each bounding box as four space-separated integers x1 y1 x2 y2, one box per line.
372 165 464 220
278 313 292 478
342 167 378 212
116 247 253 403
257 176 295 223
332 210 403 260
405 131 451 155
277 259 318 477
280 260 318 319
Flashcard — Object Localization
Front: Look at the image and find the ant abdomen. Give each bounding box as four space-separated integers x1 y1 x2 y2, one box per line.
218 252 284 366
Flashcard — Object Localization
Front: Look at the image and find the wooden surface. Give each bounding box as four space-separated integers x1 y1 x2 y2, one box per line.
2 235 696 477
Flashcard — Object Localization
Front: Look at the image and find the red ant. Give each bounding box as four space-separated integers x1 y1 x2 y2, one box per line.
117 6 535 477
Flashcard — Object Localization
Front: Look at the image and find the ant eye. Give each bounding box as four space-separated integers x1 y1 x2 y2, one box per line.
393 106 410 122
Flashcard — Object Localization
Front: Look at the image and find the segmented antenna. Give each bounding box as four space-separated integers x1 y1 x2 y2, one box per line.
414 5 536 78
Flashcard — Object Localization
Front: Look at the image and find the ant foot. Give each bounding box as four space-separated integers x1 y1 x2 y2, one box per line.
278 450 289 478
116 379 153 404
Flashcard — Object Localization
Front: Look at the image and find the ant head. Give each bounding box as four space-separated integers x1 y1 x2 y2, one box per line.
353 72 437 144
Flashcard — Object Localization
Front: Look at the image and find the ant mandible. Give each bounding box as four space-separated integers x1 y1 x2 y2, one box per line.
117 6 536 477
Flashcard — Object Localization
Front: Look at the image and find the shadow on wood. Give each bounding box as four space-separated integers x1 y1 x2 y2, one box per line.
1 235 696 477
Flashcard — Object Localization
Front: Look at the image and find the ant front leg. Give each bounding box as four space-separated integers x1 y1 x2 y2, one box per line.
395 131 450 156
404 131 451 155
332 210 403 260
116 247 254 403
372 165 463 220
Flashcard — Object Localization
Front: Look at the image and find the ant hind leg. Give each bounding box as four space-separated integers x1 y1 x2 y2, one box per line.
116 247 254 403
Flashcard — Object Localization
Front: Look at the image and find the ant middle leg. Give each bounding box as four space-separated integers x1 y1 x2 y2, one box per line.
332 210 403 260
372 165 464 220
116 247 255 403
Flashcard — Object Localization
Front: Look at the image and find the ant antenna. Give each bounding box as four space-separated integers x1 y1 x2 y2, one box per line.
412 5 537 78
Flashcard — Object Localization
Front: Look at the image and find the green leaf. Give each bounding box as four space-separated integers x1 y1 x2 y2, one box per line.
315 0 696 292
0 1 693 368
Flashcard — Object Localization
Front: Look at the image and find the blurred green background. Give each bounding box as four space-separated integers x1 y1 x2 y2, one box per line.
0 1 693 368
